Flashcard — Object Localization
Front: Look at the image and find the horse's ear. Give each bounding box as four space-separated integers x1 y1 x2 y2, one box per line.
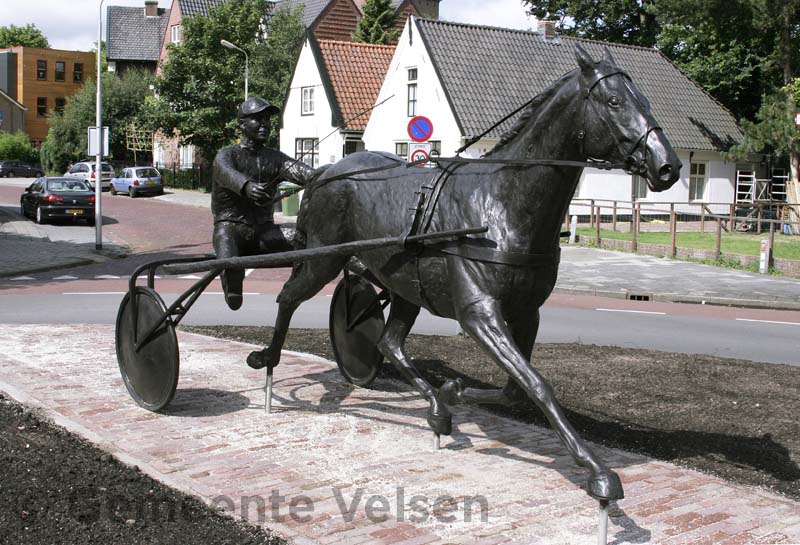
602 46 616 65
575 44 595 72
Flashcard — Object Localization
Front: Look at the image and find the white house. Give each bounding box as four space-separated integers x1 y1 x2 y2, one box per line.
364 17 750 216
280 33 395 167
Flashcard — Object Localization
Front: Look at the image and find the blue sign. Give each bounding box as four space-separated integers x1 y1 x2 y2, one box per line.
407 116 434 143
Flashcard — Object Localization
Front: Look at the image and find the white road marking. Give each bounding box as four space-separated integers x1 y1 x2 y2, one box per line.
53 275 78 280
204 292 260 295
95 275 120 279
736 318 800 326
595 308 666 315
10 276 35 281
179 274 204 279
245 268 255 277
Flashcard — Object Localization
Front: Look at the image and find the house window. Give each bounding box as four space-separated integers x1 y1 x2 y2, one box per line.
55 61 65 81
395 142 408 158
74 63 84 82
36 97 47 116
178 144 194 168
154 142 166 167
295 138 319 168
632 174 648 201
55 97 66 113
344 139 364 156
429 140 441 157
37 60 47 80
689 162 707 201
407 84 417 117
301 87 314 115
171 25 182 44
407 68 418 117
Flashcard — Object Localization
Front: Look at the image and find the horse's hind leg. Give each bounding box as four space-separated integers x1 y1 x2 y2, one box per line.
440 313 536 407
377 295 452 436
457 300 623 501
246 257 346 370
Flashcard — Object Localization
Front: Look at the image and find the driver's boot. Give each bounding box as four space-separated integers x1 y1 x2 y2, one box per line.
221 268 244 311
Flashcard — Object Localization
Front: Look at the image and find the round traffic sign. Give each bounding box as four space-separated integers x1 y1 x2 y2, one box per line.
410 149 429 163
407 116 434 143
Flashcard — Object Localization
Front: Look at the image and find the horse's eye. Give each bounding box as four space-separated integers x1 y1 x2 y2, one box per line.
608 96 621 108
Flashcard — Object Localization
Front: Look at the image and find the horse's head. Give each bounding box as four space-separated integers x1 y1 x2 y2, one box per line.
575 45 681 191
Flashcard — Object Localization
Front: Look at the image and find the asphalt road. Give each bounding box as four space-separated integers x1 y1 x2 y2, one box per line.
1 290 798 366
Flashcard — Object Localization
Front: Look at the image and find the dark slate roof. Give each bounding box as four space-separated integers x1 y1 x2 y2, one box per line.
177 0 225 18
415 19 742 152
107 5 171 62
283 0 333 27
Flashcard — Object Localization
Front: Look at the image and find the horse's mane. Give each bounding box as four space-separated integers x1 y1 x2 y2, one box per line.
485 69 579 157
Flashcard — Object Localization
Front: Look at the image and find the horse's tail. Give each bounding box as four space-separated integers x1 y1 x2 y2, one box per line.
293 163 333 249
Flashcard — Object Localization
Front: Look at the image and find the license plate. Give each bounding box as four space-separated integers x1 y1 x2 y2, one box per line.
145 180 155 185
66 209 84 215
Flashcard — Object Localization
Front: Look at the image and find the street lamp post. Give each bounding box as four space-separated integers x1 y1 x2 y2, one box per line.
220 39 248 100
95 0 106 250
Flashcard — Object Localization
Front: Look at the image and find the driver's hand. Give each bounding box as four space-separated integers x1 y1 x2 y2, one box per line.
243 181 271 206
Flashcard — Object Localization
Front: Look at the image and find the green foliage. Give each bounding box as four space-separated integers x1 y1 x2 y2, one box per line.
523 0 659 47
0 132 39 163
727 89 797 159
0 24 49 48
150 0 305 163
39 68 155 174
353 0 399 44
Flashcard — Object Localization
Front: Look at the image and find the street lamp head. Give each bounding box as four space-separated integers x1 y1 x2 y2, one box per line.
220 39 242 52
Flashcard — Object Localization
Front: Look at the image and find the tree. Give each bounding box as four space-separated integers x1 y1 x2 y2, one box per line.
523 0 659 47
353 0 399 44
39 68 155 173
0 24 49 48
150 0 305 163
0 132 39 163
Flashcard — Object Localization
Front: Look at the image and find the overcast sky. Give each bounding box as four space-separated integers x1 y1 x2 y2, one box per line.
0 0 536 52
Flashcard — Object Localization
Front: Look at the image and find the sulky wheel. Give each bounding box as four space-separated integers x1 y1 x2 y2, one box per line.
329 275 386 387
115 286 179 411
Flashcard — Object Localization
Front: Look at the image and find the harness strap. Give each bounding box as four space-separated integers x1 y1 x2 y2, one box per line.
434 241 561 268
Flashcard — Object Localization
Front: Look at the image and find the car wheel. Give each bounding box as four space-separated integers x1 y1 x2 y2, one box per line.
6 171 14 178
130 188 137 198
110 185 117 195
35 171 43 177
20 203 26 218
35 206 46 225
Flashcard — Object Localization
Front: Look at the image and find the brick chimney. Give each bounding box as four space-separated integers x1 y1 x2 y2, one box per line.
540 19 557 40
145 0 158 17
412 0 440 20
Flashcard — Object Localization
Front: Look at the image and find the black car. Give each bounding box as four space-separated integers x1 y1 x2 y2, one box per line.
0 160 44 178
20 177 96 225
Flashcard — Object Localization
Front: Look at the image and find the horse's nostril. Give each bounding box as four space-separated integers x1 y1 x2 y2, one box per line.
659 165 673 182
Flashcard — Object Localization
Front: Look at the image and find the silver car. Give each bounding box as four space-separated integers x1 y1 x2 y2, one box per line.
64 161 115 191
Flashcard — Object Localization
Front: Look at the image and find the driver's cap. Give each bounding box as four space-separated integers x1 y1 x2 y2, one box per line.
237 97 280 119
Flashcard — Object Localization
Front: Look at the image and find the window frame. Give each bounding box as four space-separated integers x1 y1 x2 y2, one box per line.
295 138 319 169
689 161 708 202
170 24 181 44
407 83 417 117
632 174 648 201
37 60 47 80
73 63 84 82
55 97 66 113
36 97 47 117
300 86 314 116
395 142 408 159
55 61 65 81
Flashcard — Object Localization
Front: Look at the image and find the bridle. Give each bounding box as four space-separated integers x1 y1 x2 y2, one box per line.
578 69 663 177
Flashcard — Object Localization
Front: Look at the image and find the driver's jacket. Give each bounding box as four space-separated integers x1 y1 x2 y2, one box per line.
211 143 314 226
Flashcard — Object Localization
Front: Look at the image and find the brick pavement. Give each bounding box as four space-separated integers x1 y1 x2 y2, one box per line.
1 324 799 544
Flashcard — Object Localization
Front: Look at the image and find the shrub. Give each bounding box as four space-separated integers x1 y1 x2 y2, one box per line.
0 131 39 164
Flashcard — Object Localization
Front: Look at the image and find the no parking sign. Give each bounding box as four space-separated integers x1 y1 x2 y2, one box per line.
407 116 434 142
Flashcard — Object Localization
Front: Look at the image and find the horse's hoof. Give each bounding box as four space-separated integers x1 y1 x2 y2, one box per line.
427 412 452 436
247 348 279 370
587 470 624 501
439 378 465 405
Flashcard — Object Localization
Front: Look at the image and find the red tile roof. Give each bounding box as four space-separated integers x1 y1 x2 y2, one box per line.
317 40 395 131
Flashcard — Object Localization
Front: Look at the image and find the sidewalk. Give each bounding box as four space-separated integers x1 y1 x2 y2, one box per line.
1 188 798 310
1 324 799 545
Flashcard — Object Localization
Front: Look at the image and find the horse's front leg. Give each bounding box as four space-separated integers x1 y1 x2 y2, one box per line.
377 295 452 436
456 298 623 501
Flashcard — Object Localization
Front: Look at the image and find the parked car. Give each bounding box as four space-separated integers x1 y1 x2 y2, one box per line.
110 166 164 197
64 161 115 191
0 160 44 178
19 177 96 225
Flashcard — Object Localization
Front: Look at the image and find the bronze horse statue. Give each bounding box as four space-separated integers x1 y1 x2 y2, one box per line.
248 45 681 501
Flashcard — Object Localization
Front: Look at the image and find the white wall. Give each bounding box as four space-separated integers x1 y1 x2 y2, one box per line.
569 150 737 217
363 17 463 158
280 39 342 168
